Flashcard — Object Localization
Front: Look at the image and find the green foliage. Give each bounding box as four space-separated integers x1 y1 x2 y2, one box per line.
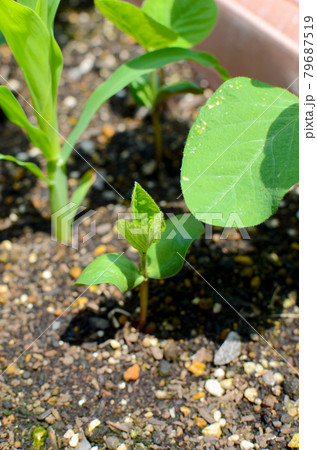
0 0 95 241
95 0 177 51
76 253 145 292
63 47 228 162
146 214 204 279
76 183 204 327
142 0 218 48
95 0 224 166
181 77 299 227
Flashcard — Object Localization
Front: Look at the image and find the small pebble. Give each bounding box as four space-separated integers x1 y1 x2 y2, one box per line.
205 379 224 397
69 433 79 448
123 364 140 382
244 362 257 374
240 440 254 450
228 434 239 442
159 360 171 377
220 378 233 389
202 422 222 438
262 370 275 386
87 418 101 433
42 270 52 279
214 331 241 365
151 347 163 360
288 433 299 448
244 387 258 403
214 368 225 379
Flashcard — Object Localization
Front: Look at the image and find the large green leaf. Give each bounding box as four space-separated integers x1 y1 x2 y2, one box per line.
0 0 62 135
154 81 203 108
142 0 217 48
0 154 49 183
75 253 144 292
0 86 51 157
181 77 299 227
62 47 228 162
146 214 204 279
95 0 177 50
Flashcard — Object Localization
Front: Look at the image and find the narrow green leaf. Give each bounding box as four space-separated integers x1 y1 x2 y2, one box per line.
95 0 177 50
130 74 155 109
68 169 96 220
0 0 63 137
17 0 38 10
181 77 299 227
0 154 49 183
146 214 204 279
0 86 51 157
75 253 144 292
142 0 218 47
63 47 228 162
154 81 204 108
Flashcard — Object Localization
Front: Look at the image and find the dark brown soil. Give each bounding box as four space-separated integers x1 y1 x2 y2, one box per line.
0 5 298 450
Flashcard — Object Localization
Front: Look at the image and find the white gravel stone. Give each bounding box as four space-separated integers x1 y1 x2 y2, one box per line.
244 387 258 403
274 372 284 384
214 410 222 422
205 379 225 397
213 368 225 379
69 433 79 447
240 440 255 450
88 418 101 433
64 429 74 439
42 270 52 279
202 422 222 438
109 339 121 349
243 362 257 374
228 434 239 442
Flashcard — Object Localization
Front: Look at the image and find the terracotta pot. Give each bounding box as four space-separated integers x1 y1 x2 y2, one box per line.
195 0 299 94
128 0 299 94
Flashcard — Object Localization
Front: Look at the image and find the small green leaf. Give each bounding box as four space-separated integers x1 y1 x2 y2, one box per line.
146 214 204 279
95 0 177 50
117 219 149 253
63 47 228 162
130 74 156 109
131 182 165 241
0 86 51 157
154 81 204 108
181 77 299 227
142 0 218 48
0 153 49 183
117 183 165 253
75 253 144 292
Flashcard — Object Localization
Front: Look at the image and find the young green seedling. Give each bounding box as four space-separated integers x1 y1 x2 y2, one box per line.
94 0 227 169
75 182 204 329
181 77 299 227
0 0 96 242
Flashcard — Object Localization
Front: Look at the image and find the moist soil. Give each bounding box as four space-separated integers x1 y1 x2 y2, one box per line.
0 5 298 450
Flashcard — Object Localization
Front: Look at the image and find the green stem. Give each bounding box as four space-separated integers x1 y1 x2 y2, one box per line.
48 158 71 243
150 71 163 170
138 252 149 330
